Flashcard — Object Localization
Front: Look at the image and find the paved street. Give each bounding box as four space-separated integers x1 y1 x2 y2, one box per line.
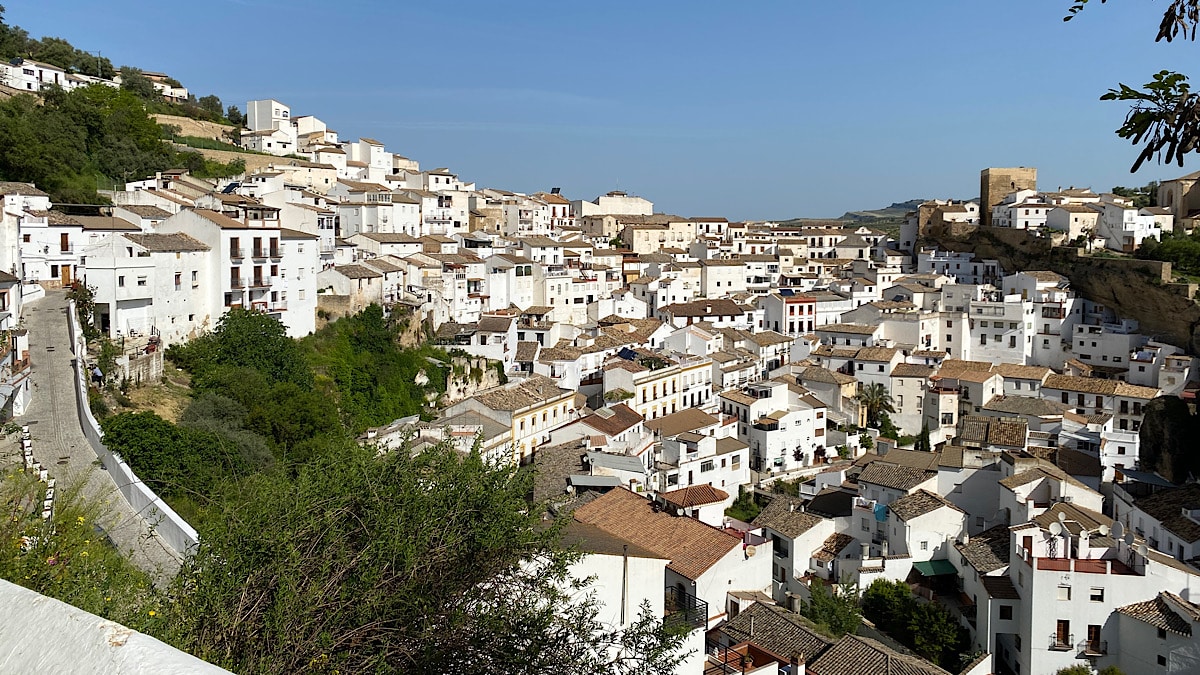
16 290 181 584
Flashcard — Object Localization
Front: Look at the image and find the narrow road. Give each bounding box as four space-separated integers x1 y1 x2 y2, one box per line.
16 290 181 583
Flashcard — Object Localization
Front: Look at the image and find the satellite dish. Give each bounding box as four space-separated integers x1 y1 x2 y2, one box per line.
1058 511 1068 522
1124 532 1135 546
1112 522 1125 539
1049 521 1064 536
745 545 758 558
1098 524 1110 537
1136 543 1149 556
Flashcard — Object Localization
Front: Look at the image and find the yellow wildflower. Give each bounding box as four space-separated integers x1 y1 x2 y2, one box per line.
148 610 156 617
79 551 88 558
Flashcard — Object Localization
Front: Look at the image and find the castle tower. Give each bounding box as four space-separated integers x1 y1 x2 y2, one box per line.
980 167 1037 226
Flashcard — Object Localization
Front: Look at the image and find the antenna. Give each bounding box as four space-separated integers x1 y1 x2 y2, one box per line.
1124 532 1135 546
1058 511 1067 522
1136 543 1149 556
1049 521 1064 536
745 545 757 558
1112 521 1125 539
1098 524 1110 537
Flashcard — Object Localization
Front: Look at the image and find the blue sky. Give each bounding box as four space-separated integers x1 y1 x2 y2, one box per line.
7 1 1200 219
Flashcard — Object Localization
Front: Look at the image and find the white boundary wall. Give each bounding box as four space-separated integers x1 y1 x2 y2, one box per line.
67 300 198 557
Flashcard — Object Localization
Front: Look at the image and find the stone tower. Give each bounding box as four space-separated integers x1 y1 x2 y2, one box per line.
980 167 1037 226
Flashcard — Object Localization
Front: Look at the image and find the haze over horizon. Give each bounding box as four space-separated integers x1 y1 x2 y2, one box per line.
9 0 1199 219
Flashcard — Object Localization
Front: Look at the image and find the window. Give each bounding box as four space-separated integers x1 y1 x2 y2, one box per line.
1159 655 1168 666
920 541 928 551
21 234 29 243
1090 587 1104 602
975 516 984 528
999 605 1013 620
1158 628 1168 640
1057 585 1071 601
118 276 125 287
862 519 870 532
174 273 181 290
700 460 714 473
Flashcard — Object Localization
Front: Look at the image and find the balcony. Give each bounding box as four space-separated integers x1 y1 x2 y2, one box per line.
664 587 708 632
270 247 282 259
1078 639 1107 656
229 247 245 259
1049 633 1074 651
270 301 287 312
251 248 267 260
250 277 269 289
1041 307 1065 319
230 277 245 289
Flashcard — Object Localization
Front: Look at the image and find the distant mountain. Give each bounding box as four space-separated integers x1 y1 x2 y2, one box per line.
839 199 927 221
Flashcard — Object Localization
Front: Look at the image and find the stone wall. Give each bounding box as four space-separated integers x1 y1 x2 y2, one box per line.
151 113 235 142
443 356 505 405
116 350 163 387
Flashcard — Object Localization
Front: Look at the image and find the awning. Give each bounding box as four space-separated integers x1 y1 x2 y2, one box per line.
912 559 957 577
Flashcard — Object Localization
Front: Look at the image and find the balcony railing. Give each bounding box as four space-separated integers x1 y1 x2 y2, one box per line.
252 248 267 259
1049 633 1074 651
270 247 282 259
664 587 708 632
230 277 245 289
1078 639 1107 656
250 277 269 289
230 247 245 259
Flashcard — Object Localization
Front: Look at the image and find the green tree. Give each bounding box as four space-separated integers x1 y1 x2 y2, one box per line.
160 440 689 674
907 601 963 667
854 383 895 429
1053 667 1095 675
118 66 156 100
801 577 860 637
0 6 32 60
1066 1 1200 171
197 94 222 118
878 412 900 441
226 105 244 128
861 578 915 642
915 422 932 452
1112 181 1159 208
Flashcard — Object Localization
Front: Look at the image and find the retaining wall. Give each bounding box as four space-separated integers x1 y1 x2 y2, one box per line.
66 301 198 557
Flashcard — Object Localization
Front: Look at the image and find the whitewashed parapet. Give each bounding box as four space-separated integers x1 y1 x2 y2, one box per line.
66 301 198 558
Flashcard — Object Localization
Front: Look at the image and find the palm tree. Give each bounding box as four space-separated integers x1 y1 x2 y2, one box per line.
854 382 895 429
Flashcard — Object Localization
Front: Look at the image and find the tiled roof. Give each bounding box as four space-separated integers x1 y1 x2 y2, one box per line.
982 395 1069 417
800 366 856 386
1031 502 1110 534
719 603 832 664
889 489 963 521
935 359 993 377
817 323 879 336
581 404 642 437
659 299 747 318
1117 593 1193 636
752 497 824 539
812 532 855 562
1134 484 1200 543
853 449 942 472
857 462 933 491
117 204 171 218
514 341 539 363
125 233 209 253
472 374 570 412
572 488 740 579
992 363 1052 381
981 575 1020 600
957 415 1027 448
1043 374 1120 395
0 181 47 197
955 524 1011 573
891 363 934 379
855 346 898 362
644 408 717 438
476 315 513 333
334 264 382 279
659 484 729 508
808 634 953 675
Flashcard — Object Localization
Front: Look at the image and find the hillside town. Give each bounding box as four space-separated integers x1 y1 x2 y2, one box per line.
5 87 1200 675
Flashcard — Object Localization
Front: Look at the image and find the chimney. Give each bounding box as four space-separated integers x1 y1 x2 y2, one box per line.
860 542 870 559
791 652 805 674
705 304 712 314
789 502 797 512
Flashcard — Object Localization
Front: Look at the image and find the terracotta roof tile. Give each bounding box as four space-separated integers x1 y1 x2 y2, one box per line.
572 488 740 579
